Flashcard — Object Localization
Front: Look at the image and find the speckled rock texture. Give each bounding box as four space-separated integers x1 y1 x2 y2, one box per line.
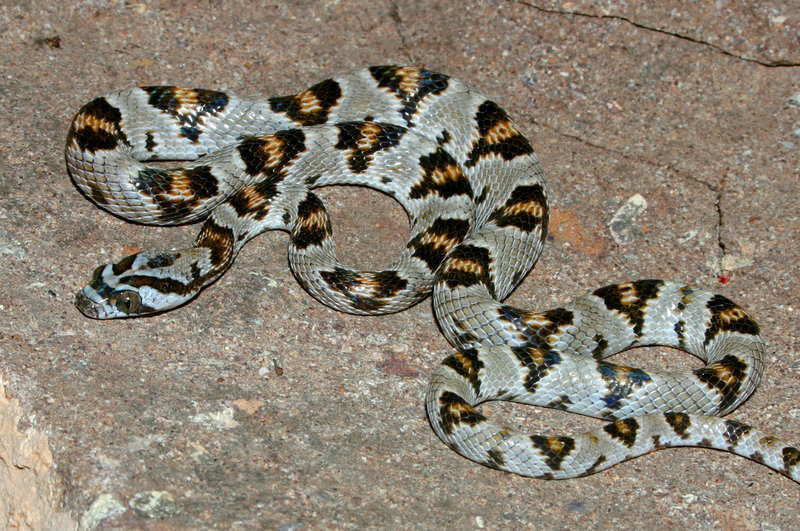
1 1 798 528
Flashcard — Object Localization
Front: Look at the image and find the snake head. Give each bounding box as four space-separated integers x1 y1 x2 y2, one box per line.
74 251 192 319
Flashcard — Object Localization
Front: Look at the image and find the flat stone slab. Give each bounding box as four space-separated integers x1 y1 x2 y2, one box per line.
1 1 798 528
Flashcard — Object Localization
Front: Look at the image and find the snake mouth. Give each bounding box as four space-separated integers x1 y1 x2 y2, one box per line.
74 289 104 319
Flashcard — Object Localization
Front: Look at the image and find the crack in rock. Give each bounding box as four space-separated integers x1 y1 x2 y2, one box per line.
515 1 800 67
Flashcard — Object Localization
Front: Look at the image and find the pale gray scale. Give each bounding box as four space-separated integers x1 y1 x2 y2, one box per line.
107 89 213 159
69 135 271 225
287 223 437 315
108 89 296 160
422 90 548 340
401 84 483 150
298 124 442 205
436 288 542 351
630 287 764 406
327 70 410 125
703 331 766 405
407 86 546 217
286 222 439 315
470 341 726 419
635 284 709 352
558 294 643 356
472 159 547 232
673 288 763 366
509 285 762 414
66 87 295 226
483 220 546 299
433 245 548 352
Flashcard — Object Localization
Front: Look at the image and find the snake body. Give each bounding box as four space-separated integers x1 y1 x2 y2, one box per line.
66 66 799 482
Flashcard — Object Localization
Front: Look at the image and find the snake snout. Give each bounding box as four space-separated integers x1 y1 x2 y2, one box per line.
74 289 102 319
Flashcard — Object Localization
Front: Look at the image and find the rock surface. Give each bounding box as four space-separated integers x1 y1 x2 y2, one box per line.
1 1 798 528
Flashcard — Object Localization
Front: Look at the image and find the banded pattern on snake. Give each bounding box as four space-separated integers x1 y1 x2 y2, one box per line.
65 66 799 483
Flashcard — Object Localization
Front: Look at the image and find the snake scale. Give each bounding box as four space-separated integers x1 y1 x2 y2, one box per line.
65 66 799 483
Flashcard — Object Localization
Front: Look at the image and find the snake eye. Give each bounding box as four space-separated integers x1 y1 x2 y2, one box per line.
113 291 142 314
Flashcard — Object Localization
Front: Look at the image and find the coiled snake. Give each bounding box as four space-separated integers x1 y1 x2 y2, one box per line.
66 66 799 482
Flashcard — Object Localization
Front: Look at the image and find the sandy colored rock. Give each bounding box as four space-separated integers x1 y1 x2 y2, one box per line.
0 379 76 530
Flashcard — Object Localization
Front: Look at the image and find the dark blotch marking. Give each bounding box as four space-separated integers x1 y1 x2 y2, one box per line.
145 131 157 151
305 173 322 186
583 455 608 476
693 354 747 412
269 78 342 126
408 217 471 271
545 394 573 411
540 308 575 337
111 253 138 276
369 66 449 124
485 448 506 469
437 390 487 436
121 254 220 298
89 186 109 206
591 333 609 359
722 419 751 448
783 447 800 474
497 306 573 351
440 244 495 298
674 319 686 350
68 97 126 153
335 121 406 173
497 304 529 328
237 129 307 177
134 168 172 196
453 331 478 347
189 262 202 281
410 147 473 200
704 294 761 346
593 280 664 336
596 363 652 411
145 253 177 269
143 87 229 143
124 274 193 296
184 165 219 201
144 86 229 116
442 349 484 398
318 268 408 312
664 412 691 439
291 193 331 250
465 100 534 166
511 345 561 393
487 184 548 234
195 219 235 268
529 435 576 471
474 186 488 205
133 166 218 223
228 179 280 220
603 418 639 448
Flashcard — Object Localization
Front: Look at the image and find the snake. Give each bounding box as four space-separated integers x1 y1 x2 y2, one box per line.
65 65 799 483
